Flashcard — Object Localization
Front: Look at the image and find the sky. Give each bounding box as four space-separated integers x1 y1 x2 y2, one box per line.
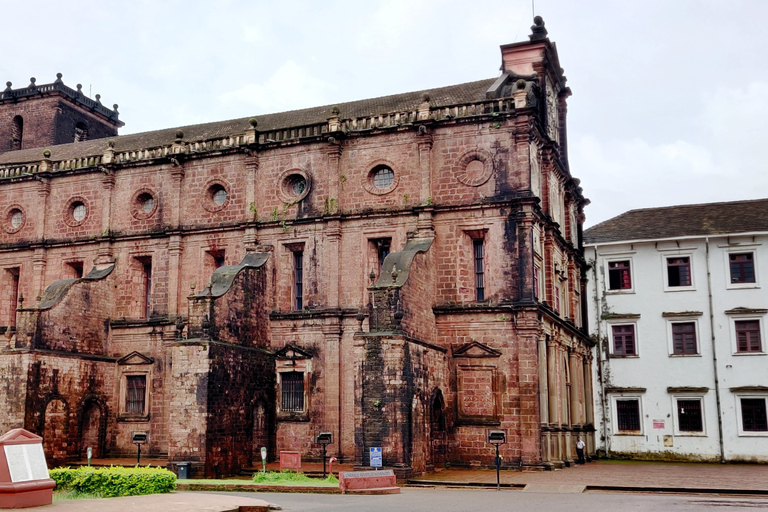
2 0 767 227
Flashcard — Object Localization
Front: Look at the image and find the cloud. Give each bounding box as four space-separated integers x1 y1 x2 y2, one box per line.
217 61 336 114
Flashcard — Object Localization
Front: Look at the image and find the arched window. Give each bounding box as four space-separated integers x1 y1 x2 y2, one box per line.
10 116 23 150
74 122 88 143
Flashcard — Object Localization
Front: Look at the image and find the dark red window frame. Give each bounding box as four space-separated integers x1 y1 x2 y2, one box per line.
667 257 691 287
608 260 632 290
612 324 636 356
672 322 698 355
730 253 755 284
736 320 762 353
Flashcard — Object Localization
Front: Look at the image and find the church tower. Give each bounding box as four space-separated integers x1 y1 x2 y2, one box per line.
0 74 123 154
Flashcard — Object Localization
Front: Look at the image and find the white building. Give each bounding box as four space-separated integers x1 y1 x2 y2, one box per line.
585 199 768 462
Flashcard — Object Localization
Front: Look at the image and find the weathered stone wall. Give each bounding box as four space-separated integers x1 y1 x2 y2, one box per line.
20 352 116 466
354 334 449 476
210 268 269 348
167 342 210 473
0 351 29 433
24 274 115 354
204 342 275 477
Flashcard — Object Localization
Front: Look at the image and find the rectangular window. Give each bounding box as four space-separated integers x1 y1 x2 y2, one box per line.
376 239 391 273
612 324 636 356
616 399 641 432
280 372 305 412
5 268 19 328
677 399 703 432
473 239 485 302
667 257 691 287
672 322 698 355
741 398 768 432
141 260 152 319
125 375 147 415
533 265 540 300
293 251 303 310
608 260 632 290
736 320 762 353
730 253 755 284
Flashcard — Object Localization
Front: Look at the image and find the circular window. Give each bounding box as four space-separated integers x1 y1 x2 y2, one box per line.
212 186 227 206
140 194 154 213
131 189 158 220
5 205 25 233
278 170 312 203
10 210 23 229
203 181 231 212
64 197 89 226
72 202 87 222
372 166 394 189
363 162 399 196
291 176 306 195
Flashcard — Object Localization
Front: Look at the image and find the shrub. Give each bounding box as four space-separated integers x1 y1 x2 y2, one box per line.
50 466 176 498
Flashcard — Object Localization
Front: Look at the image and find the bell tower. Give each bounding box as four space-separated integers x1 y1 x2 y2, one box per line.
0 73 123 155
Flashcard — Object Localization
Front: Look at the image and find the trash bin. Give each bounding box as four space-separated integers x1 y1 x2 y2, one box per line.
177 462 191 479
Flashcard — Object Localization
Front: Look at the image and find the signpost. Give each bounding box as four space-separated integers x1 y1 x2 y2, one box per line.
315 432 333 478
487 430 506 491
131 432 147 465
369 447 382 468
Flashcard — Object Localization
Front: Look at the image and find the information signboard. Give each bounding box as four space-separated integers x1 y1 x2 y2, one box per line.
369 447 382 467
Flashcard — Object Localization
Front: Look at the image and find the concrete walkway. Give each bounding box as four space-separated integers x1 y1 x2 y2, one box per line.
408 460 768 494
17 493 272 512
25 460 768 511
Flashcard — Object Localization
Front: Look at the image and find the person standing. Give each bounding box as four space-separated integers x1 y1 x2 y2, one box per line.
576 437 586 464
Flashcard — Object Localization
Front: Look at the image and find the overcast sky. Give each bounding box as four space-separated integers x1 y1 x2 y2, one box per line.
2 0 766 227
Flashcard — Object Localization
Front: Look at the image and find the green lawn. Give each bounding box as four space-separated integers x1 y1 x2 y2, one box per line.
180 472 339 487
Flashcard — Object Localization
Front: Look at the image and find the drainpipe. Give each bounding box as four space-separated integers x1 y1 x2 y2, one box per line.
590 246 610 458
705 237 725 463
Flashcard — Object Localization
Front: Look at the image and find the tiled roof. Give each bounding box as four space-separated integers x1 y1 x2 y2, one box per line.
584 198 768 245
0 78 498 165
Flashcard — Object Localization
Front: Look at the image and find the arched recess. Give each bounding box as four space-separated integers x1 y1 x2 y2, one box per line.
250 392 275 464
42 395 70 466
430 388 448 466
78 396 107 459
10 115 23 150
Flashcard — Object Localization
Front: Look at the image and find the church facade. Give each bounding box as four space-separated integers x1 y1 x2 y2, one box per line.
0 18 592 477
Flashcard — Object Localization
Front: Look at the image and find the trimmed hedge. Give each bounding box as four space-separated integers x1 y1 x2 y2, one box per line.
50 466 176 498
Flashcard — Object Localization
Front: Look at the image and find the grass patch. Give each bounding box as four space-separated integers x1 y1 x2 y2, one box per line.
53 489 102 501
178 472 338 487
252 471 338 486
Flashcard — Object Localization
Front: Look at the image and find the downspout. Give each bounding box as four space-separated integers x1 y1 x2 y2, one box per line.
705 237 725 463
590 246 610 458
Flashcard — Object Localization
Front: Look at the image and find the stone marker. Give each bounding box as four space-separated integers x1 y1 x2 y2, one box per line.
279 451 301 472
0 429 56 509
339 469 399 494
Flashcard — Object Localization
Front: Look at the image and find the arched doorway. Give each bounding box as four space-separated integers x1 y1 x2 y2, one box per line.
430 389 448 466
43 397 69 466
79 399 105 459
